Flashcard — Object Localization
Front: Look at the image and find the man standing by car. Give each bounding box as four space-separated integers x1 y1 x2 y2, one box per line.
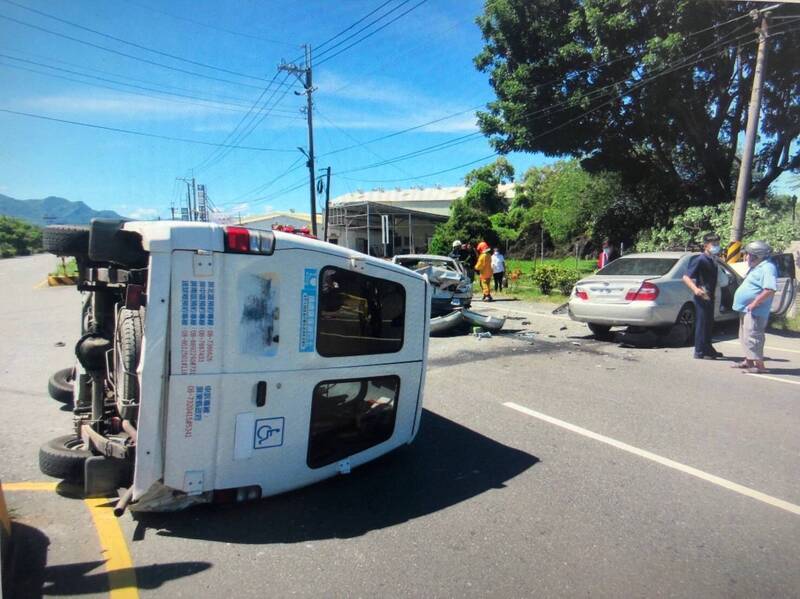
731 240 777 374
682 233 723 359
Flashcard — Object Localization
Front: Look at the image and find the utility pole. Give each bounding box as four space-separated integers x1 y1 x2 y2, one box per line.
177 177 194 221
731 9 770 246
321 166 331 242
185 180 193 221
280 45 318 236
191 177 198 222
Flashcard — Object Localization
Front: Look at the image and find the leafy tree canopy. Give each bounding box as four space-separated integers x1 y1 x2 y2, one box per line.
429 198 499 255
0 215 42 258
475 0 800 221
510 160 624 249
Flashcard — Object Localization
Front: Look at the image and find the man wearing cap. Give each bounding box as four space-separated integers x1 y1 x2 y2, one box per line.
732 240 777 374
682 233 723 359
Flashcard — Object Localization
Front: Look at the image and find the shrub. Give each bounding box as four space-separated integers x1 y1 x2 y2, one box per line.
530 264 581 295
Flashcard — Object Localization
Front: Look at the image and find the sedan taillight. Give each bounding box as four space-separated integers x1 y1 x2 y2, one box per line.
625 281 659 301
575 287 589 300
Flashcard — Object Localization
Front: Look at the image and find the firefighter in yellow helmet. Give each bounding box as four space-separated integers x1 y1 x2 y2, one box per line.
474 242 494 301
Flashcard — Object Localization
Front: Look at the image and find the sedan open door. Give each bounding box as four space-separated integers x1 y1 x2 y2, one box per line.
771 253 797 317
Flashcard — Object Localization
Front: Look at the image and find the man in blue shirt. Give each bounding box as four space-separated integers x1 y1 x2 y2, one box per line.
682 233 723 359
732 240 778 373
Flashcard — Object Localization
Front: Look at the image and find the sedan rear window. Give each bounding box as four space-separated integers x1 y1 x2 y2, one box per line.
598 258 678 276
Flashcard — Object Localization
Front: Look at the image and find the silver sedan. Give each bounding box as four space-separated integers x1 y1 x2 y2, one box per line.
567 252 741 341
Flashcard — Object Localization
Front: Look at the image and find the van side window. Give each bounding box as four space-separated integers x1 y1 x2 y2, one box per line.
317 266 405 357
307 376 400 469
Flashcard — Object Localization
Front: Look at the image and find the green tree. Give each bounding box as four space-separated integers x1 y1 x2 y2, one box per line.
429 199 499 255
474 0 800 224
508 160 623 253
463 156 515 188
0 215 42 258
429 158 512 254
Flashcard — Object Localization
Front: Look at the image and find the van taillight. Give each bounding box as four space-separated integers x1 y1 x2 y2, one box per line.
625 281 659 301
224 226 275 255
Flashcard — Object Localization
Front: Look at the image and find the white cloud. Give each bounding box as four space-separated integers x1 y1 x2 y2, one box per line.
16 93 262 121
128 207 160 220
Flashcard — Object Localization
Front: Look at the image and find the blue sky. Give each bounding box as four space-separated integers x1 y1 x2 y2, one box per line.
0 0 551 219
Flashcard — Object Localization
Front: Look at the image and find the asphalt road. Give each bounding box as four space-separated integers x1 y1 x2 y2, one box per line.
1 254 799 598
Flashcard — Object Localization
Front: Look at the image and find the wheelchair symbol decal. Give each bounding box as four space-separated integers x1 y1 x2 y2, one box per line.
253 417 285 449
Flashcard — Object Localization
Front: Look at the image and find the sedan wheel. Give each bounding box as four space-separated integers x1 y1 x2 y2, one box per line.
674 303 696 346
588 323 614 341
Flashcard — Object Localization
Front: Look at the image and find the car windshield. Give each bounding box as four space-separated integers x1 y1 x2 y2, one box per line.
396 258 458 272
598 258 678 276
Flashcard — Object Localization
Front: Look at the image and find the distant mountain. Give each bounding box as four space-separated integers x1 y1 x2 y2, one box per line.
0 194 124 226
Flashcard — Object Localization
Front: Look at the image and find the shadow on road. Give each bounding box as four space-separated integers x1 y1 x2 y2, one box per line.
133 409 539 544
4 521 210 598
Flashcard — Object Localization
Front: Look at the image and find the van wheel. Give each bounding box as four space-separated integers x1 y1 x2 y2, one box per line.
48 367 75 403
674 303 696 346
39 435 92 482
588 323 614 341
115 309 142 420
42 224 90 257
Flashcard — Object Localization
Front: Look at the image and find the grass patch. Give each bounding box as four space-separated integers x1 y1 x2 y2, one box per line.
505 257 597 275
50 257 78 277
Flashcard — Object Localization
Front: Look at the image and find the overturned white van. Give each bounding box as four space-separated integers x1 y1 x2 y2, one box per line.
40 220 431 513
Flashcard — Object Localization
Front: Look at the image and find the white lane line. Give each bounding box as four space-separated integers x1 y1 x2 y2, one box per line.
718 339 800 355
744 373 800 386
503 401 800 516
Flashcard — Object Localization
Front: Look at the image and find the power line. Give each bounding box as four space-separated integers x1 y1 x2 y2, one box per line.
218 156 306 207
190 72 292 174
0 11 291 90
0 44 269 106
317 106 482 158
121 0 295 46
0 53 306 117
0 0 280 83
318 10 757 159
316 0 428 66
314 0 412 61
334 27 770 183
314 108 421 182
191 73 298 176
313 0 396 54
0 107 297 151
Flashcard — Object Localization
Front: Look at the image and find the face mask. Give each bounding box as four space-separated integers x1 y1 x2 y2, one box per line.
709 245 721 255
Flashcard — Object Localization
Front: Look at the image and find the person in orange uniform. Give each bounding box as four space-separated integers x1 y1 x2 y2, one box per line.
474 241 494 301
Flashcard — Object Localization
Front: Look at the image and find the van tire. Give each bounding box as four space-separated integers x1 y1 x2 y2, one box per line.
42 225 90 257
588 323 614 341
39 435 92 482
48 367 75 403
115 309 142 420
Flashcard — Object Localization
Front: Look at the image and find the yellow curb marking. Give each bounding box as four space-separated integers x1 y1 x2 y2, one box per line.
85 497 139 599
2 482 58 492
33 278 49 289
3 482 139 599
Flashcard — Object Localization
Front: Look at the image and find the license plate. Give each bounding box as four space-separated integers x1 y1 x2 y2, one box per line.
451 298 462 306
